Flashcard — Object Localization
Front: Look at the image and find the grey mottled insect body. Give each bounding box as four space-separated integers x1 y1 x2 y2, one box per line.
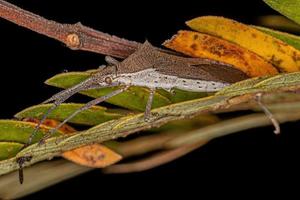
28 41 248 146
115 68 229 92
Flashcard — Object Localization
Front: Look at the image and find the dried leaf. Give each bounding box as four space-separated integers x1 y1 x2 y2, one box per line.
164 30 278 77
15 103 128 126
186 16 300 72
263 0 300 26
62 144 122 168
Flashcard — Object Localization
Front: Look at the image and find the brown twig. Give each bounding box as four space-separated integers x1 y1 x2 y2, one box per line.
0 0 139 58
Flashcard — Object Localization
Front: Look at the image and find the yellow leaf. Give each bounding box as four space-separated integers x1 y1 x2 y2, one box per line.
164 30 278 77
186 16 300 72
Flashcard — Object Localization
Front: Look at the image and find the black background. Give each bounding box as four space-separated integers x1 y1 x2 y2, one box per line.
0 0 299 199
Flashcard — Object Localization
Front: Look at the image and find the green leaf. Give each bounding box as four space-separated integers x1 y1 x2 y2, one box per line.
164 89 210 103
263 0 300 25
0 120 62 144
0 142 23 160
254 26 300 50
15 103 129 126
45 72 207 111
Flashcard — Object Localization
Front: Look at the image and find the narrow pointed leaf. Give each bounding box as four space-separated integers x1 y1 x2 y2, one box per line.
15 103 129 126
0 142 23 160
187 16 300 73
162 88 209 103
164 30 278 77
0 120 62 144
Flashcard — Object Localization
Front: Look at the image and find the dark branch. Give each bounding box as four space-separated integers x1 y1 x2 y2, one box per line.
0 0 139 58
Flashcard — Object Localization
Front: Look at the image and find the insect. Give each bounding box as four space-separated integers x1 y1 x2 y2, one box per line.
27 41 248 146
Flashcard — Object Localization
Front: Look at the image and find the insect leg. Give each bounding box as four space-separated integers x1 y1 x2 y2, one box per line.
39 85 130 144
42 77 95 104
255 93 280 134
144 88 156 121
26 77 97 146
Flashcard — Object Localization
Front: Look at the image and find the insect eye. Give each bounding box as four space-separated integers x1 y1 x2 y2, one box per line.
104 77 112 84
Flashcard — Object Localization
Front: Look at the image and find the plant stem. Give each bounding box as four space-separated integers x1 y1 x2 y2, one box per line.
0 0 139 58
1 90 300 176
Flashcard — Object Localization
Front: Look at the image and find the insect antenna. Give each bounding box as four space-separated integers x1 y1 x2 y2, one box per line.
39 85 130 144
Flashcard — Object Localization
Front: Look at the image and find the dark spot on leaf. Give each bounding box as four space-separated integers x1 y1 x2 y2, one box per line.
270 55 283 67
190 43 198 51
292 51 300 62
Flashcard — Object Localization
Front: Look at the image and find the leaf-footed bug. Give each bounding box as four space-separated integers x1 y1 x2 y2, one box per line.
27 41 248 146
16 41 249 183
